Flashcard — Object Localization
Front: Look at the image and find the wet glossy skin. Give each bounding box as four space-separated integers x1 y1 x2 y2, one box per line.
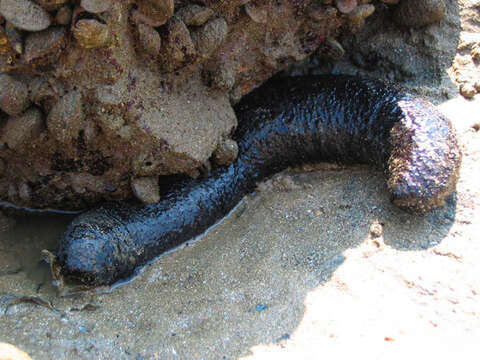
57 75 461 285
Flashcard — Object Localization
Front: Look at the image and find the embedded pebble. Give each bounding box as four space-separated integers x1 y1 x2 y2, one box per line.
162 17 196 69
0 0 51 32
55 5 72 25
393 0 446 28
460 83 476 99
335 0 357 14
72 19 111 49
47 90 85 144
213 139 239 165
176 4 214 26
191 17 228 59
24 26 67 65
136 23 161 58
135 0 174 27
0 26 9 53
210 62 236 90
29 77 62 112
131 176 160 204
0 74 31 116
369 222 383 238
0 107 44 151
80 0 113 14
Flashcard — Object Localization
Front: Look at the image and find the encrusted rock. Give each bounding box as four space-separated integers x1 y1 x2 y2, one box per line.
176 4 214 26
213 139 238 165
393 0 446 28
29 77 63 112
24 26 66 65
136 23 161 58
0 0 51 32
131 176 160 204
0 107 44 151
80 0 113 14
72 19 111 49
191 17 228 59
47 90 84 144
0 73 30 116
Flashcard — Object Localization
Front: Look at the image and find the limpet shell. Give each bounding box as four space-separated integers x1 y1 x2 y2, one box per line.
0 0 51 32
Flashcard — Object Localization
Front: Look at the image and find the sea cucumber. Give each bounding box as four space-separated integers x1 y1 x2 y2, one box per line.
56 75 461 285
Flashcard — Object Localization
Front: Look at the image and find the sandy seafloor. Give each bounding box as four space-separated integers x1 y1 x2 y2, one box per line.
0 93 479 359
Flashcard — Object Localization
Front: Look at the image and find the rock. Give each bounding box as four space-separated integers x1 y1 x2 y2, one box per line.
245 2 267 23
0 107 44 151
5 22 23 54
131 176 160 204
24 26 67 66
393 0 446 28
213 139 238 166
0 74 30 116
80 0 113 14
33 0 68 11
460 83 476 99
176 4 214 26
47 90 84 144
0 0 51 32
191 17 228 59
72 19 111 49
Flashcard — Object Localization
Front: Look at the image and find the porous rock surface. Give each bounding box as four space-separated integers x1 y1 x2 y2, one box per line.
0 0 452 209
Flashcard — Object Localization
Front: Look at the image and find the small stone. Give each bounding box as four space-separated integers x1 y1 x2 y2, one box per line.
24 26 67 66
471 43 480 62
72 19 111 49
0 107 44 150
0 0 51 32
80 0 113 14
47 90 85 144
460 83 476 99
131 176 160 204
136 23 161 58
210 62 236 90
55 5 72 25
213 139 238 165
162 17 196 70
29 77 62 112
393 0 446 28
176 4 214 26
191 17 228 59
335 0 357 14
0 73 30 116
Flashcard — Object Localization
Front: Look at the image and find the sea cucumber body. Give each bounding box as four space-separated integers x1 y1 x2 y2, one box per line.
57 75 461 285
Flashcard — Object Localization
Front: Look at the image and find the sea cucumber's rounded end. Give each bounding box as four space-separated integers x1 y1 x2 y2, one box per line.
387 98 462 213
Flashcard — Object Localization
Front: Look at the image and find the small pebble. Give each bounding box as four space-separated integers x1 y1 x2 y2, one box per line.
0 107 44 150
47 90 85 144
393 0 446 28
335 0 357 14
369 221 383 238
176 4 214 26
55 6 72 25
191 17 228 59
80 0 113 14
131 176 161 204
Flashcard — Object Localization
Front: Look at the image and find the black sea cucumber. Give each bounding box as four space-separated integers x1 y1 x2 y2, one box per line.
56 75 461 286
